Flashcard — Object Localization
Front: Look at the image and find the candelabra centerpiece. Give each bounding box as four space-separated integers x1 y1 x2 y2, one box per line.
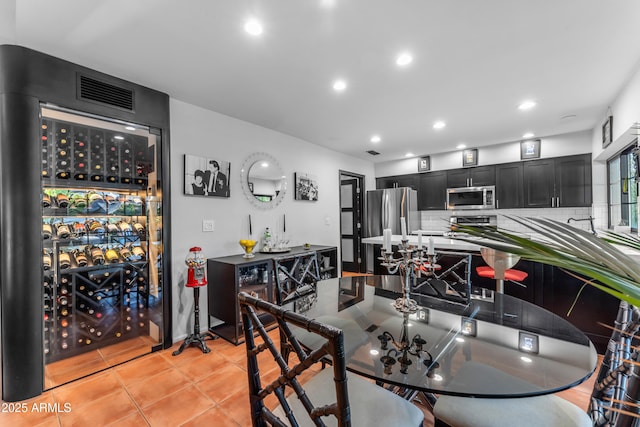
379 236 438 313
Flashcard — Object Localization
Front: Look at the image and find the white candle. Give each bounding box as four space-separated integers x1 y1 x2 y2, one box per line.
383 229 391 252
400 217 407 240
417 231 423 249
427 237 435 255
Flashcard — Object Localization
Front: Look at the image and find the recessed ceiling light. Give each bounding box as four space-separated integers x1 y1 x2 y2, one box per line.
261 162 269 168
333 79 347 92
114 135 124 140
455 337 465 343
518 100 536 110
522 132 535 139
369 349 379 356
124 126 136 131
370 135 381 143
433 121 446 130
244 18 263 36
456 143 466 149
396 52 413 67
405 152 414 158
520 356 533 363
433 374 443 382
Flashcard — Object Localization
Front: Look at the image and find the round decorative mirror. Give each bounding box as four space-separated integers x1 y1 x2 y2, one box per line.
240 152 287 209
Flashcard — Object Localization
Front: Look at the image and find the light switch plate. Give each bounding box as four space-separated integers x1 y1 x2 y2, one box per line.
202 220 215 232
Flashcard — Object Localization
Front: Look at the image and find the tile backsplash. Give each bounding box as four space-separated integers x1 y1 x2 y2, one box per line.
419 207 594 234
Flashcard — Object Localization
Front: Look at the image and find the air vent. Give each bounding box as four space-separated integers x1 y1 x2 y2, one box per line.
366 150 380 156
78 75 134 111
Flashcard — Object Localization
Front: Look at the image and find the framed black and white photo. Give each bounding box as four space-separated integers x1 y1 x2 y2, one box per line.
418 156 431 172
602 115 613 148
184 154 231 198
520 139 541 160
295 172 318 201
462 149 478 167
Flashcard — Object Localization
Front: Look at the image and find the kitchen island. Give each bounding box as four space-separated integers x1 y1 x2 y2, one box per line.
362 233 620 353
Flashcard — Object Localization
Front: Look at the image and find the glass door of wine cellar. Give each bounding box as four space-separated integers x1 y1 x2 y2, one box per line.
40 105 164 387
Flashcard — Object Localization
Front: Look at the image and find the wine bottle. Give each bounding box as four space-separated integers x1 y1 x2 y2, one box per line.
133 222 145 234
87 246 105 265
42 223 52 240
131 246 145 260
59 251 71 269
57 295 68 306
60 340 68 350
42 193 51 208
119 246 133 261
105 248 120 264
85 220 105 234
72 222 87 237
43 250 52 270
118 221 132 233
55 223 71 239
56 193 69 208
60 318 69 328
73 249 88 267
106 223 119 234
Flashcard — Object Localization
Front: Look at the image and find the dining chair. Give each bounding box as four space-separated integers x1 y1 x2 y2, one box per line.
273 251 321 310
432 300 639 427
238 291 425 427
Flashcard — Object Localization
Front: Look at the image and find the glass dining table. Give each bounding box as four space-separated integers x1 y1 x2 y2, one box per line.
297 275 598 398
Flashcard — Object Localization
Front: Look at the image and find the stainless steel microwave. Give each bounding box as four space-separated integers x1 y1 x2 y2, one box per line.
446 186 495 210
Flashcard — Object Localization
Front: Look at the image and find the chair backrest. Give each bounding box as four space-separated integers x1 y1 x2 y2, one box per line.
589 300 640 426
413 250 472 304
273 251 321 309
238 291 351 427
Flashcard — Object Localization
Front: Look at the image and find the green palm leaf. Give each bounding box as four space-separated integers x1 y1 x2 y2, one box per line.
455 216 640 307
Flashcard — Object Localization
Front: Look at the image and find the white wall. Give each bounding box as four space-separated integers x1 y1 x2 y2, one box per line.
169 99 375 340
375 130 592 177
590 63 640 230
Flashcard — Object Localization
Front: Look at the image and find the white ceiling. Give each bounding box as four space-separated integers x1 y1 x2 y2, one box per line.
4 0 640 163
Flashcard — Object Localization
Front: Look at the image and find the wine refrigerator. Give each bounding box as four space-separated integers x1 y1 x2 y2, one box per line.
0 45 172 401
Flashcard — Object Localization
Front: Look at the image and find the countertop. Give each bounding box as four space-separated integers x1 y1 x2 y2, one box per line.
362 235 482 252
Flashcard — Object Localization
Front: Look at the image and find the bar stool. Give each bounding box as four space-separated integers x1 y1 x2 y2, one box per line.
173 246 217 356
476 247 528 293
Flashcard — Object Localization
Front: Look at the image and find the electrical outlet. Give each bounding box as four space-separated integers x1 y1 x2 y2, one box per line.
202 220 215 232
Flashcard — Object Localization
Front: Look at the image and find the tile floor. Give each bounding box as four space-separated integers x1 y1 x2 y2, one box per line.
0 328 598 427
2 271 598 426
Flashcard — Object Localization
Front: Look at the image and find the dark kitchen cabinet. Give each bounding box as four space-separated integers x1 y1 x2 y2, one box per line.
418 171 447 210
446 165 495 188
495 162 524 209
376 174 419 190
523 154 591 208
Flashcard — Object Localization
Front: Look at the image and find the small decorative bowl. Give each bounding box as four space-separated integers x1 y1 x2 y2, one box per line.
303 243 312 250
239 239 258 258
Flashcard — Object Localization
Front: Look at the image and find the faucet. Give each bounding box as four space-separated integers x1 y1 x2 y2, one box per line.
567 216 596 235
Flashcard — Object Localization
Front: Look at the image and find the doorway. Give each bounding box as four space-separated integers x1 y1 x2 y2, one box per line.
339 171 365 273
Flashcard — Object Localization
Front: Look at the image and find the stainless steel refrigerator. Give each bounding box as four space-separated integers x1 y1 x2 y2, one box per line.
366 187 419 237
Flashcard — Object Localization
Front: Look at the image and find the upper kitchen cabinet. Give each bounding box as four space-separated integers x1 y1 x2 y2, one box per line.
495 162 524 209
523 154 592 208
376 174 419 190
446 165 495 188
418 171 447 210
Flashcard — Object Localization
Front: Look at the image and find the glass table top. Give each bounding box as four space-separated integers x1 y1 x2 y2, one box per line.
298 275 598 398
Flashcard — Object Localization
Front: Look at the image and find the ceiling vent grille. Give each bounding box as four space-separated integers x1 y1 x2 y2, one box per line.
78 75 134 111
366 150 380 156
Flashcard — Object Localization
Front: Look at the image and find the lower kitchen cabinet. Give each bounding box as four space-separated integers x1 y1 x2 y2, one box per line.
470 255 618 353
207 245 338 344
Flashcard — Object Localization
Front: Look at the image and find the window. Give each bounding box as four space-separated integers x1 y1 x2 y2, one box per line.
608 141 638 231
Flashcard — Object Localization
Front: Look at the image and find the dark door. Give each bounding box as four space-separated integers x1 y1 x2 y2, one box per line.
523 159 555 208
418 171 448 210
340 172 365 273
556 154 592 207
495 162 523 209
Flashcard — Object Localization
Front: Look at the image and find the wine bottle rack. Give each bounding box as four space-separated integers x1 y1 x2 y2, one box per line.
42 186 152 362
41 118 152 189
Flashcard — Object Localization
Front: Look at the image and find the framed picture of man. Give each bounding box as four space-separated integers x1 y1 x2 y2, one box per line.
184 154 231 198
418 156 431 173
295 172 319 201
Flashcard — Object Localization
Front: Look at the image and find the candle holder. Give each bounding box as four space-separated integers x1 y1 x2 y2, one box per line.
379 239 438 313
